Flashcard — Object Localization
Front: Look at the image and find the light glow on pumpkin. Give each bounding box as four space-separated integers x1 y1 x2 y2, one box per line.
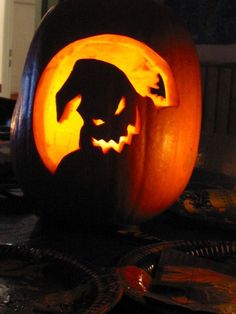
33 34 178 174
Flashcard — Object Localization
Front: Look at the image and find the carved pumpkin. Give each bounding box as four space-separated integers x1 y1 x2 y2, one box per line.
11 0 201 225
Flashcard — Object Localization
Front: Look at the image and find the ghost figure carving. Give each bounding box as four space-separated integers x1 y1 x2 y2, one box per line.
56 59 142 155
54 60 145 222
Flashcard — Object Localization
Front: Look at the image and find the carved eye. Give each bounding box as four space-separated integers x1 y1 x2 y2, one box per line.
92 118 105 126
115 97 126 115
92 97 126 126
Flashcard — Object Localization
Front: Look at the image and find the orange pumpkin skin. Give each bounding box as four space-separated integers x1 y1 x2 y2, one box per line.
11 0 201 225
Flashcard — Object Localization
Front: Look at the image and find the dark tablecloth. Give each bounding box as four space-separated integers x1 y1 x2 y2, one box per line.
0 167 236 313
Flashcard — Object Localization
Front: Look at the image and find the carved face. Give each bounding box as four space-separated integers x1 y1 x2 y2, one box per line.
56 59 141 154
33 34 178 173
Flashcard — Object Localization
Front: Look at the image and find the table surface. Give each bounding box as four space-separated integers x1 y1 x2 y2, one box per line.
0 166 236 313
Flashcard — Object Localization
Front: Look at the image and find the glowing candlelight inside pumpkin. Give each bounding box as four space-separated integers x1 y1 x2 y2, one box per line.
33 34 178 173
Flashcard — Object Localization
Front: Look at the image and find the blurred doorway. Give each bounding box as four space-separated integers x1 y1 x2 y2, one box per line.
10 0 38 99
1 0 40 98
1 0 59 99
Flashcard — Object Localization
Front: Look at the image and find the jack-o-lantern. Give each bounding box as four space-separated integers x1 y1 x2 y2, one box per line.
11 0 201 225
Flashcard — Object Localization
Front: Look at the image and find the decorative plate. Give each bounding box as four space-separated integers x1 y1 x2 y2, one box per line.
174 187 236 229
117 240 236 313
0 244 123 314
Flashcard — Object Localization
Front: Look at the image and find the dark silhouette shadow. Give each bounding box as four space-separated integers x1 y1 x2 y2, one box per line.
51 59 142 225
56 59 138 150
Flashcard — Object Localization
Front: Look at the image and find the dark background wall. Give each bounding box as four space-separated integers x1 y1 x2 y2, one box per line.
165 0 235 45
